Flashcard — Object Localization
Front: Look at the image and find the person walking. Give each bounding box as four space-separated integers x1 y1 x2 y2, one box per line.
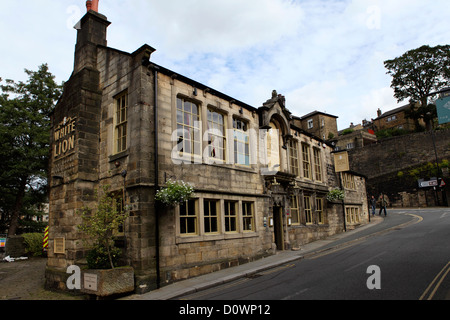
379 193 388 217
370 195 376 217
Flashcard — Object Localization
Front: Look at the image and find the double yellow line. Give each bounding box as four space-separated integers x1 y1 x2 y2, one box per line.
420 261 450 300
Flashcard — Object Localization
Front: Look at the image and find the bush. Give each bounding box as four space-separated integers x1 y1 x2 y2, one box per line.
86 245 122 269
22 233 44 257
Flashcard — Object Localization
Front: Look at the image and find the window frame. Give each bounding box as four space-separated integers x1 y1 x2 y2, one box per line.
304 196 313 225
302 143 312 180
242 201 255 232
176 97 201 157
206 108 226 162
233 118 250 166
204 199 220 234
179 199 199 236
114 92 128 154
313 148 323 182
343 173 356 190
289 139 300 176
345 206 361 224
290 195 300 225
316 198 324 225
224 200 238 233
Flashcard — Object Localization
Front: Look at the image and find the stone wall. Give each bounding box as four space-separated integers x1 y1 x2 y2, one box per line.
348 129 450 207
348 129 450 179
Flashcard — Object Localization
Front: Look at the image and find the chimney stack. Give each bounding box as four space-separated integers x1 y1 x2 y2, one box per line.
86 0 99 12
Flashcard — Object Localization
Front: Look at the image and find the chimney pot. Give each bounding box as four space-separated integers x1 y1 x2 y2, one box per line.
86 0 99 12
86 0 92 12
92 0 99 12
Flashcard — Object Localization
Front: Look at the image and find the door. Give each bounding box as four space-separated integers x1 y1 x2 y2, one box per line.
273 206 285 250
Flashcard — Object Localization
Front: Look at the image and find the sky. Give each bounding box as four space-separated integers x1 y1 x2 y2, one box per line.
1 0 449 130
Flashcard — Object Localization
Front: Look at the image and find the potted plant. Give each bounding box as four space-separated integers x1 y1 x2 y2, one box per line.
155 179 194 207
78 185 134 298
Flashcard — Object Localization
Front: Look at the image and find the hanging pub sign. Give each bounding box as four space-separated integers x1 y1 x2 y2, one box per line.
53 117 77 159
334 151 350 173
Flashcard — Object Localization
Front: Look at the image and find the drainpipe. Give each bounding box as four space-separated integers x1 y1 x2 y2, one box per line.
154 69 161 288
339 173 347 232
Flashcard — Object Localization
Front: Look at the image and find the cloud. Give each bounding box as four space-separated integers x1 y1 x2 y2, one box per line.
145 0 305 58
1 0 449 131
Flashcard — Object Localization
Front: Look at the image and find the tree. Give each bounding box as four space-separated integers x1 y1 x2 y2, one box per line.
78 185 129 269
384 45 450 129
0 64 62 236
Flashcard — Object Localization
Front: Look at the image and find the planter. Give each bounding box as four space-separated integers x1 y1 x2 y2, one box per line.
81 266 134 297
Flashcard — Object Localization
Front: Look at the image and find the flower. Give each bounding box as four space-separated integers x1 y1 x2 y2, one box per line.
155 180 194 206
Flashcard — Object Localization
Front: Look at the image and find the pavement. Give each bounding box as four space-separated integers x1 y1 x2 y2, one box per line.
0 257 86 300
124 214 387 300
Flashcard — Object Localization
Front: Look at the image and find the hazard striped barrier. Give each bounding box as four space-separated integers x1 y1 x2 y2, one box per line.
43 226 49 250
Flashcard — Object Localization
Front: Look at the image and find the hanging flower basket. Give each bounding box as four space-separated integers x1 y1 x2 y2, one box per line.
155 180 194 207
327 188 345 202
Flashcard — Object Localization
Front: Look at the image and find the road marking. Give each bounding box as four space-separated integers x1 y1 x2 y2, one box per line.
403 213 423 225
419 261 450 300
282 288 309 300
307 212 423 261
344 251 387 272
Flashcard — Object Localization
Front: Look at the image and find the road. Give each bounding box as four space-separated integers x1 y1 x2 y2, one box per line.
179 208 450 300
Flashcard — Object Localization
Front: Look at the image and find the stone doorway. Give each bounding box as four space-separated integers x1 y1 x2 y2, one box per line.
273 206 285 251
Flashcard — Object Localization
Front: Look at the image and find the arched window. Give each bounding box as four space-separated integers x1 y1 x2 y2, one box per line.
266 122 281 172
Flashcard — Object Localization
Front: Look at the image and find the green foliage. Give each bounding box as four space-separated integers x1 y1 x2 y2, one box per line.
375 127 409 139
22 233 44 257
86 245 122 270
341 128 354 135
155 180 194 207
327 188 345 202
78 185 129 269
0 64 62 235
384 45 450 107
397 160 449 180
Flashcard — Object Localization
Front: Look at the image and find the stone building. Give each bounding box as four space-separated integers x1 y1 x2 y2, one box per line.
294 111 339 141
331 123 377 151
45 8 368 293
373 104 423 132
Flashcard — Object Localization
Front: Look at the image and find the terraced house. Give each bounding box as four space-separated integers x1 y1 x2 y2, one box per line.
45 6 368 293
